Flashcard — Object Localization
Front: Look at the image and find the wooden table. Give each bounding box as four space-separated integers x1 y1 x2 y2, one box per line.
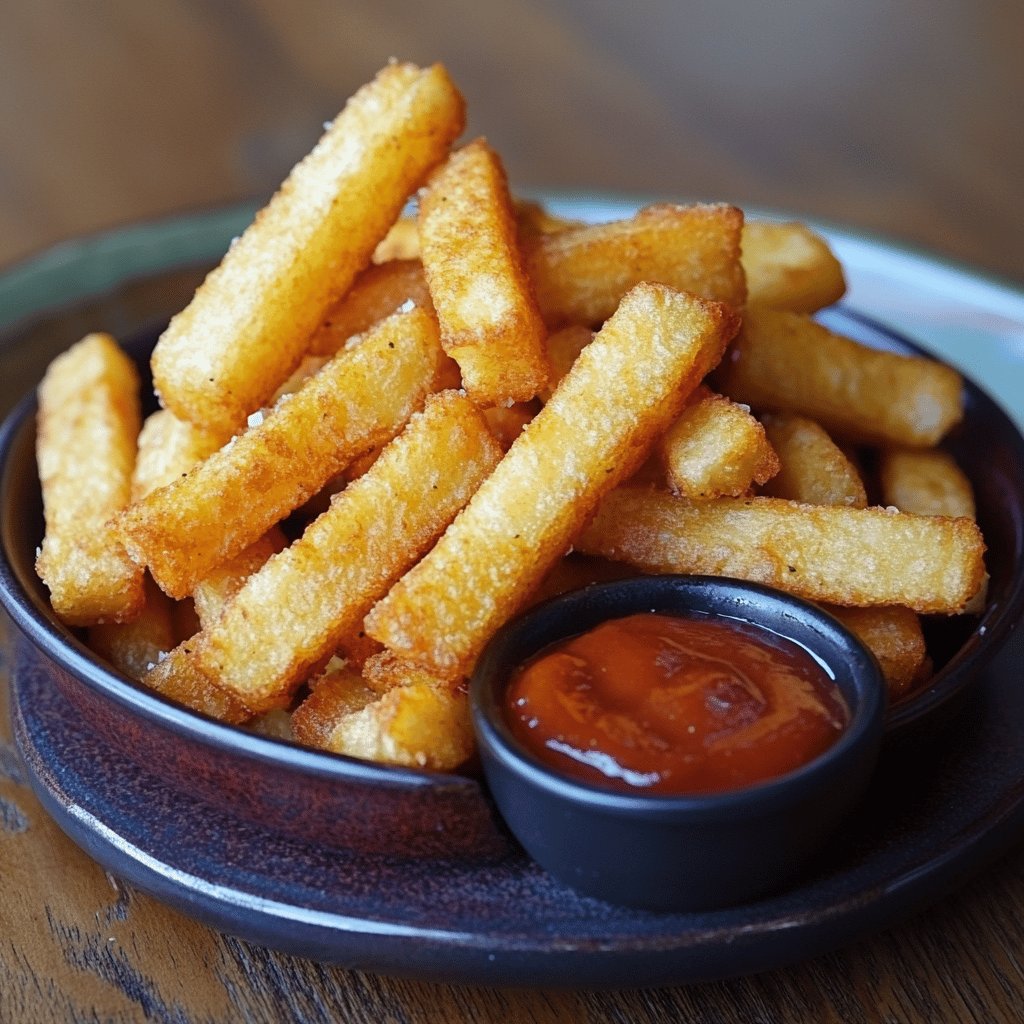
2 3 1023 1020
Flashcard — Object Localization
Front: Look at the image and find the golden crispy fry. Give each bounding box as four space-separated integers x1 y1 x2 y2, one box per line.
307 260 434 357
361 649 457 694
132 408 224 501
658 386 779 499
760 412 867 507
152 62 465 435
366 284 739 677
717 306 964 446
144 643 251 724
753 416 923 690
191 527 288 628
89 575 177 680
418 139 549 404
343 338 463 482
373 217 421 263
36 333 145 625
135 412 291 626
246 709 295 741
182 390 502 712
879 447 976 519
824 604 926 699
134 414 288 636
121 309 441 598
525 203 746 327
514 199 583 237
294 667 473 770
292 663 374 748
742 221 846 313
578 488 985 614
540 324 593 400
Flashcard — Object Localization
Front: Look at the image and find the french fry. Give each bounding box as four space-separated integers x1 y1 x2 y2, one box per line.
365 284 739 677
525 203 746 327
36 333 145 625
292 663 375 748
742 221 846 313
757 415 926 691
717 306 964 446
171 390 502 713
307 260 434 357
362 649 454 693
371 199 579 265
333 683 474 769
121 308 441 598
760 412 867 508
191 527 288 628
89 574 176 680
879 446 987 614
151 62 465 435
132 409 223 501
373 216 421 263
418 138 549 405
310 204 746 380
144 643 251 724
879 447 976 519
514 198 583 237
578 488 985 614
540 324 593 400
343 335 464 480
294 666 473 770
658 386 779 499
247 709 296 741
824 604 927 699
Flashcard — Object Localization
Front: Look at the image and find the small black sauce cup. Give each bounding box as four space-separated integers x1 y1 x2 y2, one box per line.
471 575 887 911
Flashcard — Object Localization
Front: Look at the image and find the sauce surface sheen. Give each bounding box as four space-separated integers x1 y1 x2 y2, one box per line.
505 612 849 795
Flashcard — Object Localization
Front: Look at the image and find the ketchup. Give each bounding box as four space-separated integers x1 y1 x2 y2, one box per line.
505 612 849 795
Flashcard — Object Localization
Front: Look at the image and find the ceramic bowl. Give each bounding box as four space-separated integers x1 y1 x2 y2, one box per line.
470 575 887 910
0 307 1021 873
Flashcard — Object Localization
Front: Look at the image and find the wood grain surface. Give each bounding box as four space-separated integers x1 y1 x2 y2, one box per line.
1 1 1021 283
2 3 1024 1021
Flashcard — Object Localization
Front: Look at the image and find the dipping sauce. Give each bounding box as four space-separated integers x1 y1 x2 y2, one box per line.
505 612 849 795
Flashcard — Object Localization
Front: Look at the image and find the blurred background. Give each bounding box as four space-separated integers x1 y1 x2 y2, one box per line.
1 0 1021 282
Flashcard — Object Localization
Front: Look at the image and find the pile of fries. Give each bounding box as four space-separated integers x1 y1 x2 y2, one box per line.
35 62 987 772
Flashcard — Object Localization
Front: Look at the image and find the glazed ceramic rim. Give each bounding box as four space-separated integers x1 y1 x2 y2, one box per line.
0 198 1021 788
471 575 886 820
